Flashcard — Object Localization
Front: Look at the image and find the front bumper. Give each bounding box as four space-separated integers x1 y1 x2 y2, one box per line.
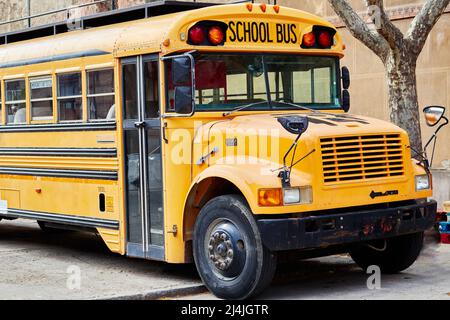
257 200 437 251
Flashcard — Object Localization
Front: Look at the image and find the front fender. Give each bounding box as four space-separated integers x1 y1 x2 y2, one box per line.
187 164 281 214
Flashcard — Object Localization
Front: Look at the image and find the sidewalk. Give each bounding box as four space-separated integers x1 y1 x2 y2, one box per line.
2 219 448 300
0 219 204 300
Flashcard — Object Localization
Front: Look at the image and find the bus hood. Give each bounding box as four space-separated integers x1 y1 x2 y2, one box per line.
194 111 431 214
216 112 406 137
205 112 409 160
203 111 411 184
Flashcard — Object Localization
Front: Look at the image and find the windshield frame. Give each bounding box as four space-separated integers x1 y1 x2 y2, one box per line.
164 52 343 114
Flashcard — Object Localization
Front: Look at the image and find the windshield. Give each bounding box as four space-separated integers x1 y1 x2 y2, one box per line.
166 54 341 112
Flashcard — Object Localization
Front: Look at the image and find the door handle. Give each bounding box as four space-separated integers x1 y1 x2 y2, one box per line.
162 122 168 144
134 121 146 129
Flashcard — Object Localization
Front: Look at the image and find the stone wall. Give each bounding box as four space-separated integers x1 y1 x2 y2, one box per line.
0 0 113 33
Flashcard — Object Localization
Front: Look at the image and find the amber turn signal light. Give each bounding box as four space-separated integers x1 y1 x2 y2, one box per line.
208 26 225 46
258 189 282 207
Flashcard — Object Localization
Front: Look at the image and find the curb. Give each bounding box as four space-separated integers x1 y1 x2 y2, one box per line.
105 284 207 300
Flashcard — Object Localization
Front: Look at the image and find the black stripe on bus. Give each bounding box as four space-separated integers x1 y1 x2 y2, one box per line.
0 167 118 180
0 148 117 157
0 121 116 132
2 208 119 230
0 49 110 69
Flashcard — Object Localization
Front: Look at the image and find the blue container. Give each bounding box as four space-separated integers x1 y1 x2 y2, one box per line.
439 222 450 233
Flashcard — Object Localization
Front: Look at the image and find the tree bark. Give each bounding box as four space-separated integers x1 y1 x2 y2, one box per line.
328 0 450 158
385 51 422 154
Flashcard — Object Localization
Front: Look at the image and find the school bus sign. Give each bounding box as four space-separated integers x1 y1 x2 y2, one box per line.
228 21 300 45
182 17 342 52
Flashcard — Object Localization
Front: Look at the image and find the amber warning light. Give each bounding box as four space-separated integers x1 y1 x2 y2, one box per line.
188 21 228 46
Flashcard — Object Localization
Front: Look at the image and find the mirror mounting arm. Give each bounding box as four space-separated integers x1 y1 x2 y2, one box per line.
424 115 448 150
423 115 448 167
408 144 431 174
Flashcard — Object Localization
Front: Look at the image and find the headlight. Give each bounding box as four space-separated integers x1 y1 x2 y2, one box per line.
283 186 313 205
283 188 300 204
258 186 313 206
415 175 430 191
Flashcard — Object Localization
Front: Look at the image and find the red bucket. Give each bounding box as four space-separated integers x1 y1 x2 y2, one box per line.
440 233 450 244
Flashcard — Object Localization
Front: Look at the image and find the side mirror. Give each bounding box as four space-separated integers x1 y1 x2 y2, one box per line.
170 55 194 115
172 57 192 86
342 90 350 112
423 106 446 127
342 66 350 90
278 116 309 135
174 86 193 114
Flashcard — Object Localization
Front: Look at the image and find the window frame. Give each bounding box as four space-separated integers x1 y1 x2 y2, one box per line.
56 71 84 123
86 68 116 122
165 53 342 113
5 78 27 125
29 76 54 122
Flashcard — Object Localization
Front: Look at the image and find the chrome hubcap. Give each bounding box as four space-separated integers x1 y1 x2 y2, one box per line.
205 219 246 279
208 231 234 271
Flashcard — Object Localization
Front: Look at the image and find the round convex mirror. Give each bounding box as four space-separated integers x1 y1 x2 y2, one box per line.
423 106 445 127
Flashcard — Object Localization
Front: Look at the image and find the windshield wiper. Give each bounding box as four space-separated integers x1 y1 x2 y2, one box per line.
273 101 320 114
223 101 326 117
275 101 347 117
222 101 270 117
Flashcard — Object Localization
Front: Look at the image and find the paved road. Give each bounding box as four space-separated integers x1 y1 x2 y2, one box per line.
0 219 203 300
1 219 449 300
176 235 450 300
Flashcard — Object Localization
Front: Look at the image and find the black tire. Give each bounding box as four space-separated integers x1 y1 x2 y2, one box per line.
350 232 424 274
193 195 277 300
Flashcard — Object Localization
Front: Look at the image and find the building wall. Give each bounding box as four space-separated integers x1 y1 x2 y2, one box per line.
0 0 112 33
0 0 448 171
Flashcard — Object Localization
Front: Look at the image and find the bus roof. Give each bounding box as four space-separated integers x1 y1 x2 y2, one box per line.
0 2 344 70
0 1 215 44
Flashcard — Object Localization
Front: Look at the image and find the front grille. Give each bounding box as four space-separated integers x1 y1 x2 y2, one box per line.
320 134 405 184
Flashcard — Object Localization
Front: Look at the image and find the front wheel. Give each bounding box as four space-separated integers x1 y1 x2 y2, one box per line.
350 232 424 274
193 195 277 300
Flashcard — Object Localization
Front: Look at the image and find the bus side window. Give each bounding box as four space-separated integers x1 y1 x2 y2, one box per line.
165 62 175 112
5 79 26 125
87 69 115 121
57 73 83 122
144 61 159 118
30 77 53 121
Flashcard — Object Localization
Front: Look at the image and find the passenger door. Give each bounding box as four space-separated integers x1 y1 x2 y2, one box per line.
122 55 164 261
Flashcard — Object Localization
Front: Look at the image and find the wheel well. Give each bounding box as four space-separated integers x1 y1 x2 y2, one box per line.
183 177 243 243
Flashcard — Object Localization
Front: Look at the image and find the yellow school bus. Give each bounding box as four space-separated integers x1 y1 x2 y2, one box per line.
0 1 439 299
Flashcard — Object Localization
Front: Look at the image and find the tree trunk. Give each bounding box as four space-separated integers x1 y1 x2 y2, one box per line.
328 0 450 160
385 51 423 156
